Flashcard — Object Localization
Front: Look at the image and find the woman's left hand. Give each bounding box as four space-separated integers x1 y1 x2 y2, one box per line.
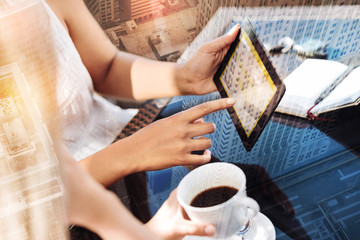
146 189 216 240
176 24 240 96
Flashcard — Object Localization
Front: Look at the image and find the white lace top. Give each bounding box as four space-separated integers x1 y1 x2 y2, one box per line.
1 0 137 161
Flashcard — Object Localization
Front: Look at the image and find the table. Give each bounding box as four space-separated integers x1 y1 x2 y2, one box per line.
147 6 360 240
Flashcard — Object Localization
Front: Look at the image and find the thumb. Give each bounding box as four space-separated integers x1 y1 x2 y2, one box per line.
202 24 240 53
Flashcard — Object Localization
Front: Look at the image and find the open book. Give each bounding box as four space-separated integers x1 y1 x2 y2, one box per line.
275 59 360 119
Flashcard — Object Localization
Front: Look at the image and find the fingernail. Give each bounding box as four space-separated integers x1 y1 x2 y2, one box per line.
204 149 211 156
205 225 216 235
204 152 211 162
212 123 216 131
230 24 240 32
227 98 236 105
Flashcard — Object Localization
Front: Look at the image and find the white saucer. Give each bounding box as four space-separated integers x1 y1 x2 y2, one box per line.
230 212 275 240
184 213 275 240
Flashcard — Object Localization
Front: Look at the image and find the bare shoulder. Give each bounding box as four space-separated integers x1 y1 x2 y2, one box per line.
46 0 85 12
45 0 118 83
45 0 86 31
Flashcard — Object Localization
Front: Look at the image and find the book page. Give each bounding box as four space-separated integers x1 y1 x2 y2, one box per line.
312 66 360 115
276 59 347 117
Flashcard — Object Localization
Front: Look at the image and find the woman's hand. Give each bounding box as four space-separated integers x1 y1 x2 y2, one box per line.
80 98 235 186
129 98 236 172
146 189 216 240
176 24 240 96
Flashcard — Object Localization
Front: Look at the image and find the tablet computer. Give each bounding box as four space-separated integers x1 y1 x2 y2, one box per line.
213 18 286 151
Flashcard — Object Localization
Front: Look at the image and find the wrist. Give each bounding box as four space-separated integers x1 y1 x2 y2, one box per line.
175 63 192 95
79 138 143 186
118 135 146 173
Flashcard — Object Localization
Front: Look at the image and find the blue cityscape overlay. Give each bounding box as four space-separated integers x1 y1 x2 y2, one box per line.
147 17 360 240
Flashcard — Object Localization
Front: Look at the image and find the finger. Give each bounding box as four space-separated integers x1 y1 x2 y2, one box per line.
202 24 240 53
183 98 236 122
193 118 205 124
189 138 212 152
175 221 216 237
183 150 211 165
188 122 216 138
185 149 211 170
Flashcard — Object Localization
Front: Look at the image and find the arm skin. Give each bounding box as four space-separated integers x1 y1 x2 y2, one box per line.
80 98 236 186
47 0 239 100
46 0 239 186
145 189 216 240
46 0 237 238
48 0 182 99
61 147 216 240
60 148 162 240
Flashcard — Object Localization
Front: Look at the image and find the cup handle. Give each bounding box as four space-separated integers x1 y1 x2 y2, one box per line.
236 196 260 218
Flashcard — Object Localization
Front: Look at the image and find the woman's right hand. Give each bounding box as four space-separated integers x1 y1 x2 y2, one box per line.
80 98 235 186
129 98 236 172
146 189 216 240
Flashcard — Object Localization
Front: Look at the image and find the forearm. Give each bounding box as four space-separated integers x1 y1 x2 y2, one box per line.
59 147 158 240
78 98 235 187
78 136 143 186
95 51 186 100
89 192 161 240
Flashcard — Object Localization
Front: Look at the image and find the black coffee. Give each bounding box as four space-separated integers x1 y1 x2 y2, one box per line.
190 186 238 208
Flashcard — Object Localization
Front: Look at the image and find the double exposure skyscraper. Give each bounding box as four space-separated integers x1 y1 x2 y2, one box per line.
195 0 358 35
84 0 100 22
130 0 162 23
84 0 122 27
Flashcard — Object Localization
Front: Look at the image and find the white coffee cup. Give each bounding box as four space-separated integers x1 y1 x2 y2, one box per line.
177 162 259 239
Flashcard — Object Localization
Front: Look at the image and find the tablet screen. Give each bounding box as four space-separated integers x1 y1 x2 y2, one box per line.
214 18 286 151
